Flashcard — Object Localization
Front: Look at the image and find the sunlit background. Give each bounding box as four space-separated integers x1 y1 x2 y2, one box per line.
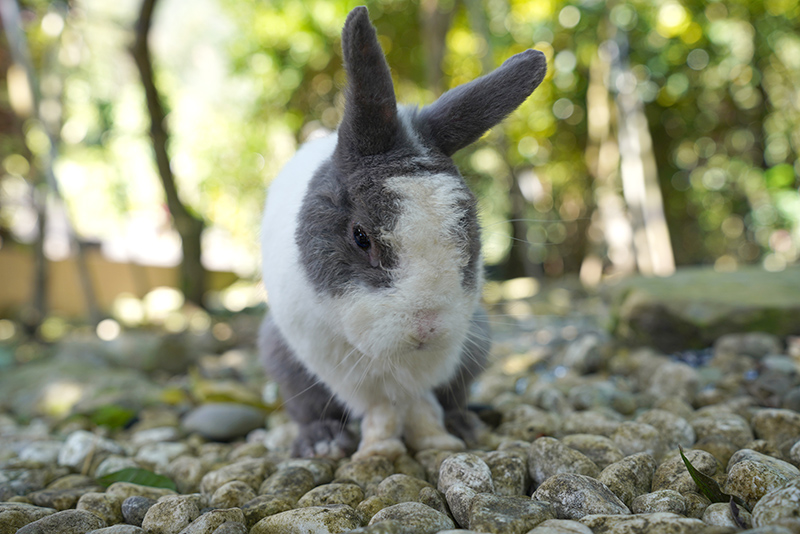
1 0 799 333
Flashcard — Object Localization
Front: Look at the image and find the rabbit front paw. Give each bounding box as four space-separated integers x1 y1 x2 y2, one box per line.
353 437 407 460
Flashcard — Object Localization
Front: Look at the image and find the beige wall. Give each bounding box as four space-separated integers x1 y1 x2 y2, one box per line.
0 247 238 318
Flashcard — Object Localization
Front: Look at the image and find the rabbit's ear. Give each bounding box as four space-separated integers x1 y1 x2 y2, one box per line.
336 7 398 159
416 49 547 157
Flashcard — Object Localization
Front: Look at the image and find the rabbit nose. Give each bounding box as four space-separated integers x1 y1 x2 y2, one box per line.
412 309 442 343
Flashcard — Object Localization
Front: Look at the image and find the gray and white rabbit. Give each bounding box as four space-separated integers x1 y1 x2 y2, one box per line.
260 6 546 459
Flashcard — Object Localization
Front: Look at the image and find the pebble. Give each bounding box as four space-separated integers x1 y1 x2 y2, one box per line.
693 435 740 468
723 450 800 509
0 466 58 500
468 493 555 533
629 489 685 515
251 504 361 534
167 455 207 494
682 491 711 519
369 501 455 533
728 448 800 477
229 442 269 461
121 496 156 527
790 439 800 466
691 412 754 449
567 381 618 411
28 476 105 511
610 422 667 460
502 404 563 439
651 449 722 493
437 453 494 494
648 361 700 401
528 519 594 533
86 526 146 534
182 403 266 441
335 456 395 490
580 512 708 533
412 450 450 486
702 502 752 529
417 485 448 516
347 520 405 533
18 441 62 464
131 426 182 446
444 482 476 528
560 410 621 437
134 442 189 471
140 496 200 534
751 408 800 456
298 482 364 508
239 494 294 528
16 509 106 534
210 480 257 508
597 453 657 508
179 508 246 534
106 482 176 501
212 522 248 534
76 491 123 525
393 454 427 481
483 450 529 496
259 466 316 501
751 477 800 531
57 430 125 470
375 474 433 503
0 502 56 533
560 434 625 470
200 458 274 495
94 456 140 479
635 409 696 449
528 437 600 486
532 473 630 519
713 332 783 358
356 495 394 525
278 458 335 486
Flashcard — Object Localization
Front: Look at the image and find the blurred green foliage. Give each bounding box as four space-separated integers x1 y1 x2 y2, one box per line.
1 0 798 280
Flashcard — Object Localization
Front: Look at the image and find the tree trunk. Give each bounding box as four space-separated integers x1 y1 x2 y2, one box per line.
613 34 675 277
419 0 453 96
1 0 102 328
504 172 541 279
132 0 206 306
581 44 636 284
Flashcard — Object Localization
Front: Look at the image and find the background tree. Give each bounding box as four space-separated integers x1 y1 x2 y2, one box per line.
132 0 206 307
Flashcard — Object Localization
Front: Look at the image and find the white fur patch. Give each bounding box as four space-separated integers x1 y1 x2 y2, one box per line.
261 133 339 369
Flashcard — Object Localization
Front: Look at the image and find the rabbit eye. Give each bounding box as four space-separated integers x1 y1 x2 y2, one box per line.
353 225 371 249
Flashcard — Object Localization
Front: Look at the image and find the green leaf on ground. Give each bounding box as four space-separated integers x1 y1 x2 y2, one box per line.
98 467 177 491
88 404 136 429
679 446 750 512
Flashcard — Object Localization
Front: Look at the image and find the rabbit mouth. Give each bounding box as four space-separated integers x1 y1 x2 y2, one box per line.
412 339 432 351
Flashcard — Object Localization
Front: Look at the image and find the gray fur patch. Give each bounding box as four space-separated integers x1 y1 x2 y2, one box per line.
296 123 479 297
296 161 399 296
259 315 349 424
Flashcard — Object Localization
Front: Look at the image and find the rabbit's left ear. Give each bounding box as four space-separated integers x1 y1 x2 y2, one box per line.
416 49 547 157
336 7 398 160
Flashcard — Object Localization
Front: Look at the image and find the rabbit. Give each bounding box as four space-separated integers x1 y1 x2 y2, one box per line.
259 6 546 459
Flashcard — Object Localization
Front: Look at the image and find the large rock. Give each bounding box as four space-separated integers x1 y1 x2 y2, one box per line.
608 266 800 351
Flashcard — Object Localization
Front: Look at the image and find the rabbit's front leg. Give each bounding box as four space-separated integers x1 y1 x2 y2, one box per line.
353 402 407 460
404 392 466 452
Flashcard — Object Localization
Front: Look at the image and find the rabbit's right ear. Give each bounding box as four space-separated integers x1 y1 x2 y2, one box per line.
416 49 547 157
336 7 399 162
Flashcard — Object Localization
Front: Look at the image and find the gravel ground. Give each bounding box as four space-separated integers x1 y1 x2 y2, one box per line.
1 289 800 534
